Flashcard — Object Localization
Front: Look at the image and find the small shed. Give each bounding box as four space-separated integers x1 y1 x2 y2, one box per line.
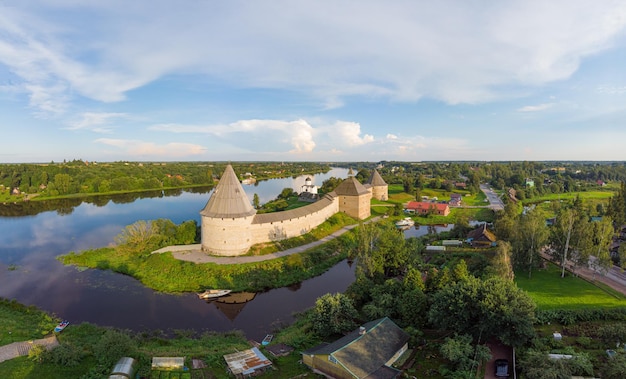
265 343 294 357
553 332 562 341
109 357 138 379
426 245 446 251
152 356 185 370
224 347 272 378
442 240 463 247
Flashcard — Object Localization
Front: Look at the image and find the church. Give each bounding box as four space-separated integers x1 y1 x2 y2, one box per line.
199 165 388 256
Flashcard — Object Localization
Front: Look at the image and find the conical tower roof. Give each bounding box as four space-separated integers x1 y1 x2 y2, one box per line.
200 165 256 218
367 169 387 186
334 176 370 196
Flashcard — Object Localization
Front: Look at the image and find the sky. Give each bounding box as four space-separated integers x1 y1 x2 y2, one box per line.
1 1 626 163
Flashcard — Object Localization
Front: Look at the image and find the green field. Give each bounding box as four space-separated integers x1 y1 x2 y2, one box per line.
515 262 626 310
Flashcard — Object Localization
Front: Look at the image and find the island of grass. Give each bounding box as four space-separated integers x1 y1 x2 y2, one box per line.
59 213 359 293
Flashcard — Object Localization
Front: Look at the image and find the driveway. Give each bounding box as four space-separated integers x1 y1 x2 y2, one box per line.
484 340 513 379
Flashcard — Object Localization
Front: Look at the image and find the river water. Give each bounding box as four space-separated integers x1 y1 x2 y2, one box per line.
0 168 353 341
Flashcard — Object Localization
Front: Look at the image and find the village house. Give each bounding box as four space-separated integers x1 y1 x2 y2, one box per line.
302 317 409 379
467 223 497 247
449 193 462 207
405 201 450 216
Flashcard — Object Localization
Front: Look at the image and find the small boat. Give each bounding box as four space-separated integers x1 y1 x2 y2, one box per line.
54 320 69 333
261 334 273 346
197 289 232 299
395 217 415 227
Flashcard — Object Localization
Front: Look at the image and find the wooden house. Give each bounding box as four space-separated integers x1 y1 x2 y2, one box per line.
466 223 497 247
302 317 409 379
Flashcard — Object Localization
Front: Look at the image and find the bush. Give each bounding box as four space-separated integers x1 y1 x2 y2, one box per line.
92 329 136 367
48 343 82 367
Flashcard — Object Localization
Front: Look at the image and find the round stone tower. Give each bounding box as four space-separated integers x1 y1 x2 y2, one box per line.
200 164 256 256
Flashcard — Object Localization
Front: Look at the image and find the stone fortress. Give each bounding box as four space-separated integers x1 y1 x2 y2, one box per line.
200 165 388 256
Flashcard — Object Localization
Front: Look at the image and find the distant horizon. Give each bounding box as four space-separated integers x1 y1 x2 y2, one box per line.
2 2 626 162
2 159 626 165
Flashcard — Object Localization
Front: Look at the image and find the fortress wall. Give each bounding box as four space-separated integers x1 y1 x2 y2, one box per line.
249 197 339 245
200 215 255 256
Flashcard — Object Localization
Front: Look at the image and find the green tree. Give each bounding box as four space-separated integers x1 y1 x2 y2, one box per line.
114 220 159 254
493 198 519 241
311 293 359 337
92 329 136 367
440 334 491 372
549 205 591 278
253 193 260 209
491 240 514 281
589 217 615 279
54 173 72 195
599 353 626 379
428 276 536 347
513 207 549 278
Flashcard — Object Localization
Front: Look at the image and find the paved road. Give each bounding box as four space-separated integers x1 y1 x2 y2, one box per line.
480 184 504 211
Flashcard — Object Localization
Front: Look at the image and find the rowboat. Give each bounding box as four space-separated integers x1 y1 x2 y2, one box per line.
197 289 232 300
54 320 69 333
261 334 273 346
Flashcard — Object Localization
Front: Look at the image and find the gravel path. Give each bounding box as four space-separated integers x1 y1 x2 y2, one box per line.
153 218 380 265
0 335 58 364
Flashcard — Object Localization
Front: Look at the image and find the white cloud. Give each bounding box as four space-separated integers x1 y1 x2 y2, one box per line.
149 119 316 154
517 103 555 112
331 121 374 147
65 112 127 133
386 134 398 139
597 85 626 94
95 138 206 157
2 0 625 114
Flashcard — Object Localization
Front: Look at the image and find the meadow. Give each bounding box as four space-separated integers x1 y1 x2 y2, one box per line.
515 262 626 310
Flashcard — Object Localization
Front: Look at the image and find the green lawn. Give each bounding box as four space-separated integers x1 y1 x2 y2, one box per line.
515 262 626 310
522 191 614 205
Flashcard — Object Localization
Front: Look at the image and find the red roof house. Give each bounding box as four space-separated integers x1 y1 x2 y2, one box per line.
405 201 450 216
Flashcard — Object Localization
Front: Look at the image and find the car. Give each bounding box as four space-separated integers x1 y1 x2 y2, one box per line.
495 359 509 377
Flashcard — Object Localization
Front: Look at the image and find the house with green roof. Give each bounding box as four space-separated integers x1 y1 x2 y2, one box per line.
301 317 409 379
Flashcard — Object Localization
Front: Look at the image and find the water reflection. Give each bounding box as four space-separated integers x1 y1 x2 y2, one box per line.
0 168 351 341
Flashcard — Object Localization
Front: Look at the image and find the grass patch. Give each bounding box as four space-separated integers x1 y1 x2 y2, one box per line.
522 191 614 206
0 298 58 345
515 262 626 310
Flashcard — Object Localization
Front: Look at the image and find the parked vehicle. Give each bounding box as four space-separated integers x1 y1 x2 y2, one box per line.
495 359 509 377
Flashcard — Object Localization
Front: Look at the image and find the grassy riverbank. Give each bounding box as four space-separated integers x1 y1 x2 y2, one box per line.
59 213 357 293
0 296 320 379
0 299 58 345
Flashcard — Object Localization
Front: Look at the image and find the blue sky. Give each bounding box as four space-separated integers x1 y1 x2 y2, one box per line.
1 1 626 163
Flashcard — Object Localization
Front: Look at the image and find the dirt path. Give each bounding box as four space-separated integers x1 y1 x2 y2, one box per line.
0 335 58 363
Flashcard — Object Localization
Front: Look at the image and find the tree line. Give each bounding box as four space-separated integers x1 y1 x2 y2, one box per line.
0 160 331 199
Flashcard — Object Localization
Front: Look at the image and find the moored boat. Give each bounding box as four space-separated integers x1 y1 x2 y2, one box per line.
54 320 69 333
261 334 273 346
197 289 232 299
395 217 415 227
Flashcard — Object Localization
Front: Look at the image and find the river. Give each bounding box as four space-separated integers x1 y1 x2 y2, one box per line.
0 168 352 341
